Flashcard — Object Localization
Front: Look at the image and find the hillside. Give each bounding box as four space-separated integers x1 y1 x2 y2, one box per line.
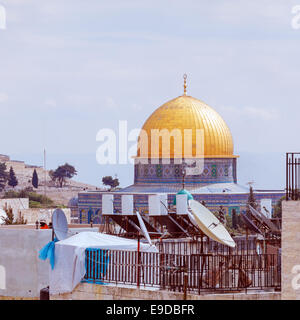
0 154 99 205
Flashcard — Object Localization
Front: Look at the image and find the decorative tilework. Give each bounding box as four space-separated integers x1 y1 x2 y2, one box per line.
134 158 236 185
156 164 162 177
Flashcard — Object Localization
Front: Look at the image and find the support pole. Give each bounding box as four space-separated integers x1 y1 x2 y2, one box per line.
137 233 140 288
183 257 188 300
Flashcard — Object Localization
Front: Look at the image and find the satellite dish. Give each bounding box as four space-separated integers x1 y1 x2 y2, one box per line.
0 209 7 225
186 209 198 227
136 211 152 246
52 209 68 240
188 199 236 248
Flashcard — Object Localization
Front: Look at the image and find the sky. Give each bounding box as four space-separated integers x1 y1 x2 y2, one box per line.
0 0 299 189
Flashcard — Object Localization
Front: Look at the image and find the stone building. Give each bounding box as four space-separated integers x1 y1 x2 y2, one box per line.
0 154 48 187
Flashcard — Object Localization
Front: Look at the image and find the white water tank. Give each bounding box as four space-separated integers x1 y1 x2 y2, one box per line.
121 195 134 215
102 194 114 215
176 194 188 215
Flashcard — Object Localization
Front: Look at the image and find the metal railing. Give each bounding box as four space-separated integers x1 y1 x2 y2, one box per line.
286 152 300 200
155 238 281 256
84 248 281 294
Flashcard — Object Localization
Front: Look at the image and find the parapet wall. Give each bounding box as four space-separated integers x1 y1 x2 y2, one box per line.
19 208 71 225
0 229 51 299
0 198 29 215
0 227 99 299
282 201 300 300
51 282 281 300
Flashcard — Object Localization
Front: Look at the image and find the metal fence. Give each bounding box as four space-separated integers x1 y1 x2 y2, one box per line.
155 238 281 256
84 248 281 294
286 152 300 200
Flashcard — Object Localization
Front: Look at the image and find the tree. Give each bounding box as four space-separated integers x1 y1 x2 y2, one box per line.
237 213 245 229
102 176 119 190
247 186 258 210
1 206 27 225
218 206 226 225
232 209 238 229
32 169 39 188
8 166 18 188
50 163 77 187
0 162 8 191
273 196 285 218
2 206 14 224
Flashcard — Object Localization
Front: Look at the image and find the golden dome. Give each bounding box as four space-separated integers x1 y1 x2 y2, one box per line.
137 95 236 159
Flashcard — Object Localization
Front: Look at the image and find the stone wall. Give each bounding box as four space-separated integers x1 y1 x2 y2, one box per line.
0 198 29 216
19 208 71 225
51 282 281 300
5 160 49 186
282 201 300 300
0 154 10 162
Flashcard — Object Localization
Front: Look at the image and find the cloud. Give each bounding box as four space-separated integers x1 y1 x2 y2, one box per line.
0 0 298 157
131 103 142 111
44 99 57 108
0 93 8 103
221 105 280 121
243 106 279 120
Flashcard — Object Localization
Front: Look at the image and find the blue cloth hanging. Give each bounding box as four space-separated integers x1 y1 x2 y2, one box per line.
82 248 109 285
39 238 58 269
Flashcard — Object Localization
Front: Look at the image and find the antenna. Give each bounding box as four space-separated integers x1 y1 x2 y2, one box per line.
183 74 187 96
246 181 255 188
44 148 46 197
182 165 186 189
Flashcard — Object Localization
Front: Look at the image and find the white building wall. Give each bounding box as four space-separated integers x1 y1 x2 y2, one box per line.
0 229 51 298
0 227 98 298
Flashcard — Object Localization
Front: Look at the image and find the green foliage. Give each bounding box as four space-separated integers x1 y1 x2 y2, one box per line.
50 163 77 187
0 162 8 191
273 196 285 218
28 193 54 207
29 200 42 208
247 186 258 211
32 169 39 188
3 189 54 208
102 176 120 190
217 206 226 224
224 214 239 235
8 166 18 188
237 213 245 229
232 209 238 229
225 214 232 227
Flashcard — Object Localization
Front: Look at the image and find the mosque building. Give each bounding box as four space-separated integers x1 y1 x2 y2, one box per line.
78 77 284 224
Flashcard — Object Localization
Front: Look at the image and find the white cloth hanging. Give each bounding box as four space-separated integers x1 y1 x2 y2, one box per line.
49 232 157 295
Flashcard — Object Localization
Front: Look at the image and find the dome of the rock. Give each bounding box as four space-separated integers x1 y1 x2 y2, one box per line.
137 95 235 159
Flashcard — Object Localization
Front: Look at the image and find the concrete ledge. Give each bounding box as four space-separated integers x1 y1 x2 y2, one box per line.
0 295 39 300
51 283 281 300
